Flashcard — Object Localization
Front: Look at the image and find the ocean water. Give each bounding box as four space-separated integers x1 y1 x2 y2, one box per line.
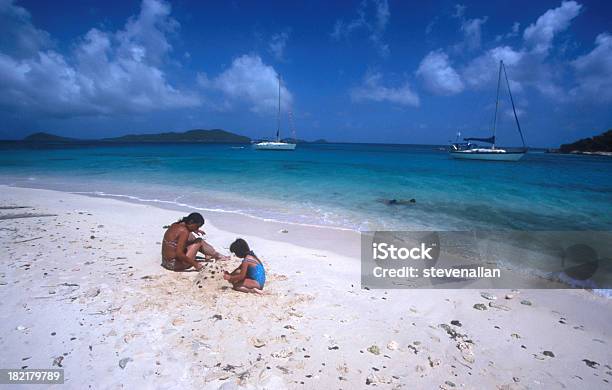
0 142 611 232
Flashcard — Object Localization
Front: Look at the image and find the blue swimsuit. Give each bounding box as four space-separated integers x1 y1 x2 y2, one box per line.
244 253 266 288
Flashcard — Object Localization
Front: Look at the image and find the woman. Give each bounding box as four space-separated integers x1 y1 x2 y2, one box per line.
161 212 227 271
224 238 266 294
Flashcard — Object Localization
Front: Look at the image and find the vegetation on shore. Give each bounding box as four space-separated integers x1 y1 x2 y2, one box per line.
22 132 79 143
559 129 612 153
102 129 251 143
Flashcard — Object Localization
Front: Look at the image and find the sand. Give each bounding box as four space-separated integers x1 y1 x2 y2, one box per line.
0 185 611 389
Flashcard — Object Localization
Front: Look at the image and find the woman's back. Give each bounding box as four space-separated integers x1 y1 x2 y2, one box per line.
243 254 266 287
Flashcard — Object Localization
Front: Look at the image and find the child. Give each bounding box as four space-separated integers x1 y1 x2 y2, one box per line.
224 238 266 294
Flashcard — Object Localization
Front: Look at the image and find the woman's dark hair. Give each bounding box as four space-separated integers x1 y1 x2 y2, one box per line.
229 238 250 258
179 212 204 226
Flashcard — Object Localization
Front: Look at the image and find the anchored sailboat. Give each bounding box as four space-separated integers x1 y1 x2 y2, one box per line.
450 60 527 161
253 75 296 151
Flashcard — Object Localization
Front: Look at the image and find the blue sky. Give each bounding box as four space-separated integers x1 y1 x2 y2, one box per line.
1 0 611 146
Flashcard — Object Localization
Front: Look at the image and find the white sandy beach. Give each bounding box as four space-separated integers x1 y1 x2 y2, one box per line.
1 185 611 389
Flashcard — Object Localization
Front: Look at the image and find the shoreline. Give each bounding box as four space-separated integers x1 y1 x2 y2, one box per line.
0 177 381 233
1 185 611 388
546 150 612 157
63 187 363 260
2 184 609 293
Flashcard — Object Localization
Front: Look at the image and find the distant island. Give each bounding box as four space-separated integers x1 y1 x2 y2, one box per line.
19 130 330 145
23 129 251 144
548 129 612 156
23 132 80 143
102 129 251 143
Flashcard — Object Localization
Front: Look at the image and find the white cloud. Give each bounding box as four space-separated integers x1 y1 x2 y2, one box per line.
523 1 582 54
505 107 525 119
0 0 51 58
0 51 93 117
350 72 419 107
195 72 210 88
453 4 466 19
371 0 390 57
0 0 199 117
461 2 587 102
331 0 390 57
331 17 364 40
462 43 575 102
416 50 464 95
268 31 290 61
461 17 488 50
425 17 438 35
450 4 487 51
462 46 525 89
570 33 612 103
116 0 179 65
199 54 293 114
496 22 521 42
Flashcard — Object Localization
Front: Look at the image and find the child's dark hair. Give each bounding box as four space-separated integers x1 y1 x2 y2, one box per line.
179 212 204 225
229 238 250 258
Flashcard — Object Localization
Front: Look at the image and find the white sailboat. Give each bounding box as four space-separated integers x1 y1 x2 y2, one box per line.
450 60 527 161
253 75 296 151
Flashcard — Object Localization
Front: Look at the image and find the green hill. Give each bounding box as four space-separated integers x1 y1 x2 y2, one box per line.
104 129 251 143
23 132 79 143
559 129 612 154
22 129 251 144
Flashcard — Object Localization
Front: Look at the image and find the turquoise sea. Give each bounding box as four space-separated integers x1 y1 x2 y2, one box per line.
1 142 610 232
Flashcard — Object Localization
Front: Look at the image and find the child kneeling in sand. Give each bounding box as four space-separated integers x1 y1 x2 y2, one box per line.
223 238 265 294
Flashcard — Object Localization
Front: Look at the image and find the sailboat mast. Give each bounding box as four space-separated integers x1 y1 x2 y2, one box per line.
492 60 502 150
502 61 526 149
276 74 281 142
289 109 295 141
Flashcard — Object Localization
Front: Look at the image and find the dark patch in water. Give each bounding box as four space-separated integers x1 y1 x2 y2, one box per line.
378 198 416 206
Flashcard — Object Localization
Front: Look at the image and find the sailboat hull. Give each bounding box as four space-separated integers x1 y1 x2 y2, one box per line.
253 142 296 151
450 150 525 161
256 75 297 151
